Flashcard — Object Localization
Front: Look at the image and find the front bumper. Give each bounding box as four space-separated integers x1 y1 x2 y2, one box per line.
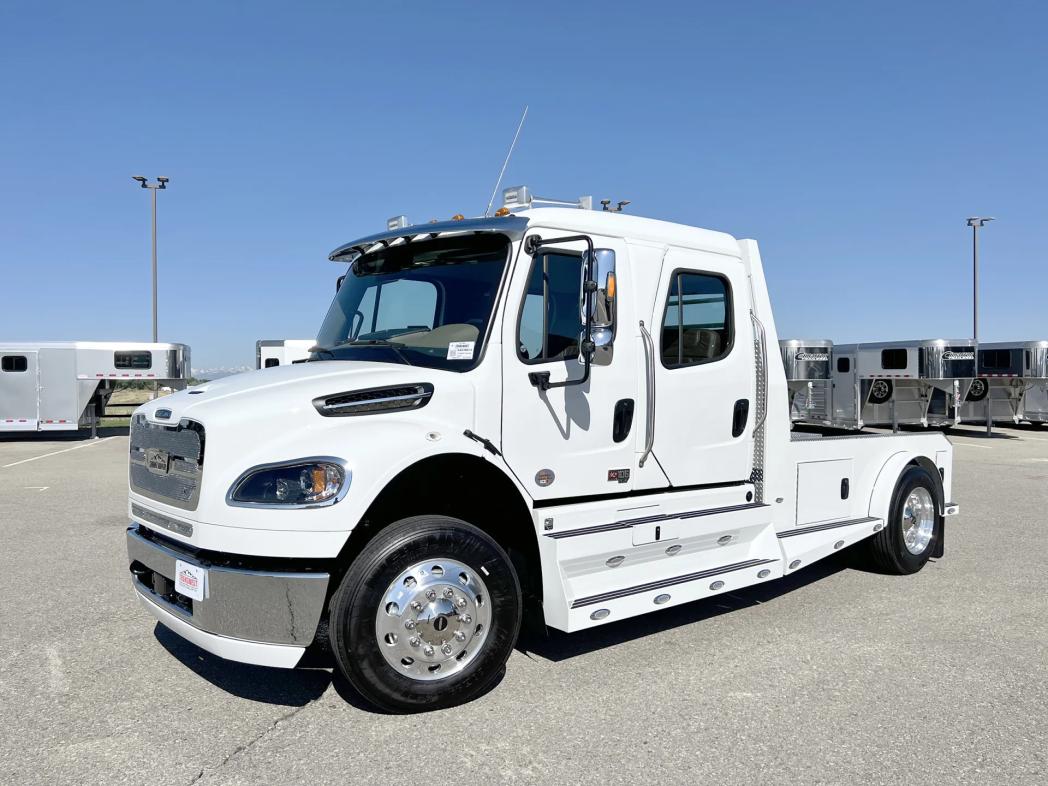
126 526 330 667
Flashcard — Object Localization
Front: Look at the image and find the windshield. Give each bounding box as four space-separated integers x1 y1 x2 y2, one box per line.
313 234 509 371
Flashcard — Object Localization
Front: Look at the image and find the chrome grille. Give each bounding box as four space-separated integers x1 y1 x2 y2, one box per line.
129 415 204 510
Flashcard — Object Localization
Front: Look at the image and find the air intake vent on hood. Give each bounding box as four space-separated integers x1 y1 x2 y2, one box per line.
313 383 434 417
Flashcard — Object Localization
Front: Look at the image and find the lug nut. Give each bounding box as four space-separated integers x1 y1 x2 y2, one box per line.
423 645 435 656
425 589 436 600
443 588 454 598
460 614 472 624
456 597 467 608
409 637 420 648
441 644 453 655
410 600 423 611
404 619 416 630
454 630 466 642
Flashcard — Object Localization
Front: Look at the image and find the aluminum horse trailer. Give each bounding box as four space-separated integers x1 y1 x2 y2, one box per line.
829 339 977 429
256 339 315 369
0 342 190 432
779 339 834 425
957 340 1048 425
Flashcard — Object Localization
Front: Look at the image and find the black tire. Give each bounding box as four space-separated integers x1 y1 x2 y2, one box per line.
329 515 521 713
869 378 893 405
864 465 941 574
966 378 989 402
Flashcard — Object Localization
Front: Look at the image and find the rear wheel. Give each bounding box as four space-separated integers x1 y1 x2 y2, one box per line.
864 465 941 574
966 378 989 402
329 515 521 713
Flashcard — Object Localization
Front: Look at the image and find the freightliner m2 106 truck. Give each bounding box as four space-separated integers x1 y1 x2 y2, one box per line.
126 188 959 712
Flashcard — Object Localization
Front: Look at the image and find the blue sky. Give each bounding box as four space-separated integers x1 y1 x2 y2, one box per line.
1 1 1045 369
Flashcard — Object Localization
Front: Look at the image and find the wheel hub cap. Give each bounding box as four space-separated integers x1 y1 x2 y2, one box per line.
375 558 491 681
901 486 935 555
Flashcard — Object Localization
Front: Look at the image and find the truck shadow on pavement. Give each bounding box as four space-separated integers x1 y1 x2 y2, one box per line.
0 426 130 442
151 551 877 711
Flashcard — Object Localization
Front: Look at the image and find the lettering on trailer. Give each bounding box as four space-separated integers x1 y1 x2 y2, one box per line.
943 351 975 360
796 353 829 362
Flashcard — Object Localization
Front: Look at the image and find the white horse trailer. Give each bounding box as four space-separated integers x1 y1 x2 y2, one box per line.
0 342 190 433
957 341 1048 425
256 340 315 369
829 340 977 429
779 340 834 425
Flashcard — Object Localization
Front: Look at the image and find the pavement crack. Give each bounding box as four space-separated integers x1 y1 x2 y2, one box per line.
185 702 311 784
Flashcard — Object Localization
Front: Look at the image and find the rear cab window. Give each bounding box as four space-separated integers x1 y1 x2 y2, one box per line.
660 271 732 368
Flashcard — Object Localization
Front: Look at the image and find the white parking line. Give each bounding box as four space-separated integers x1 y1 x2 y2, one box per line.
952 442 994 450
1 437 116 469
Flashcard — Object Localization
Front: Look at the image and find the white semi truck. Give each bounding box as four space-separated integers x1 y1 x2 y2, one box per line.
126 189 959 712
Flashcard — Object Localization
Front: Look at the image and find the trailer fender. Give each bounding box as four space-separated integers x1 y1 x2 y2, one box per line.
868 451 946 558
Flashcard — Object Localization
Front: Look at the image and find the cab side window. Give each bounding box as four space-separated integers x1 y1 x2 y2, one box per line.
517 253 584 363
660 271 732 368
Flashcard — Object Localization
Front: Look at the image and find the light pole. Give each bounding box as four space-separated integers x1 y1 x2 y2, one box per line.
966 216 994 342
132 176 169 343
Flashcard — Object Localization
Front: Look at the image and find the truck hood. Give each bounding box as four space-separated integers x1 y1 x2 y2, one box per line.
136 360 458 425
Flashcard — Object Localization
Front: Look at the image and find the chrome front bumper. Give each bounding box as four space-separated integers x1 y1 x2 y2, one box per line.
126 526 330 648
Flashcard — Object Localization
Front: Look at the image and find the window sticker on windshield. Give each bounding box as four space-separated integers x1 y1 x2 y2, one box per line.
447 341 475 360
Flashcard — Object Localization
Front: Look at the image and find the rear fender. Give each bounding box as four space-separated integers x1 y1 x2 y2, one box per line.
868 451 946 559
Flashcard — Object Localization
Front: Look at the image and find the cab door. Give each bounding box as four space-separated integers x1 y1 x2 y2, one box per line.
647 248 755 486
500 233 641 500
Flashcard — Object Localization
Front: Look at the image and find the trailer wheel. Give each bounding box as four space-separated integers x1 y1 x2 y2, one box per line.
863 465 941 575
869 379 893 405
329 515 521 713
966 378 989 402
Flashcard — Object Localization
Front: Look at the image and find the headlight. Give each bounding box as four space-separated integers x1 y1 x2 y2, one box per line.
229 460 347 507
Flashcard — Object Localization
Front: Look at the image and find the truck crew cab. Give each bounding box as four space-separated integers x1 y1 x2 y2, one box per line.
126 187 959 712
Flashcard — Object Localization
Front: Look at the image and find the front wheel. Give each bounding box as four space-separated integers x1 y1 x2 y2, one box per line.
329 515 522 713
863 465 941 574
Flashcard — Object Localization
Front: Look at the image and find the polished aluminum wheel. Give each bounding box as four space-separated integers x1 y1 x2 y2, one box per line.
901 486 935 555
375 558 492 681
969 379 987 398
871 380 891 401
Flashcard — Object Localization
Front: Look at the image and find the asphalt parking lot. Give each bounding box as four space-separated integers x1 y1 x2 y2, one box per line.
1 425 1045 785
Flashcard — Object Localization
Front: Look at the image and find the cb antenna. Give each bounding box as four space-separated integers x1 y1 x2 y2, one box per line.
484 105 528 217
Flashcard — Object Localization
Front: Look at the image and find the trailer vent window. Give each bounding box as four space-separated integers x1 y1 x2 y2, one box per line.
660 271 732 368
837 357 850 373
314 383 434 417
265 358 280 368
1 355 28 372
881 349 907 370
115 351 152 370
980 349 1016 372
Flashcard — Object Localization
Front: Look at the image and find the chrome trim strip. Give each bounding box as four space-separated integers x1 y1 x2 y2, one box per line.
545 502 769 539
328 215 529 262
571 558 779 608
131 503 193 538
225 456 351 509
777 516 879 539
313 384 434 417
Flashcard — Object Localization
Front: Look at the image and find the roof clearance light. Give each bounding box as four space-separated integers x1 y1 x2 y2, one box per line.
494 207 511 217
452 214 465 221
387 215 409 231
502 185 531 209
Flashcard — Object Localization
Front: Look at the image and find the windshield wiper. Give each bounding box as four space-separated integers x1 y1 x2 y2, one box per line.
320 338 414 366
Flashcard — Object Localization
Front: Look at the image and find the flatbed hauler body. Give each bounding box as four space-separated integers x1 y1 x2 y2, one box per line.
126 190 958 712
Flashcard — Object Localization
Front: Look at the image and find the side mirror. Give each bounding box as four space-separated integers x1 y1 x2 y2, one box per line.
581 249 616 350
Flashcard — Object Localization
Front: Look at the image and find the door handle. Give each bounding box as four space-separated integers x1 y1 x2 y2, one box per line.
613 399 635 443
639 321 655 467
732 399 750 438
